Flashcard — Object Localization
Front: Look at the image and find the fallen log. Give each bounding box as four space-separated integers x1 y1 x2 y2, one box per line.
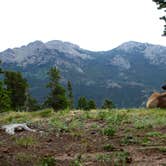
1 123 36 135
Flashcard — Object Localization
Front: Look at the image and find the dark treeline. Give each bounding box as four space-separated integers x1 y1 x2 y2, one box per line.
0 61 115 112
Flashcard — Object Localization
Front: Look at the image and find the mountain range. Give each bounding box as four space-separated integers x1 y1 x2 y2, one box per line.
0 40 166 108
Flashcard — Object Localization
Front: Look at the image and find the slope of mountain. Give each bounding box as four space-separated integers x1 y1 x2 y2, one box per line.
0 40 166 108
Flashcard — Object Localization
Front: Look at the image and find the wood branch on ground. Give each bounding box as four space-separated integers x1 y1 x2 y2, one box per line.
1 123 36 135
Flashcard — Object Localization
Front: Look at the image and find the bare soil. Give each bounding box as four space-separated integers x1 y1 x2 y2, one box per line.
0 119 165 166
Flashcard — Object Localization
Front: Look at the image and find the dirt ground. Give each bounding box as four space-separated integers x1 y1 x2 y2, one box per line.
0 118 165 166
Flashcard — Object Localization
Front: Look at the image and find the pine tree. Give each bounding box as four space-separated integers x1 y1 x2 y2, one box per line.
0 60 11 112
77 96 88 110
27 95 41 111
4 71 28 111
0 82 11 112
102 99 115 109
153 0 166 35
67 80 74 109
88 99 97 110
45 67 68 111
0 60 3 74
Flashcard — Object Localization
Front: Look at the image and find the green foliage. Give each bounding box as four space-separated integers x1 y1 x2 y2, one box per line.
96 151 131 165
0 81 11 112
96 154 112 163
153 0 166 35
69 154 83 166
102 99 115 109
96 151 130 165
38 156 57 166
35 109 53 118
146 131 162 137
15 153 34 163
49 117 69 132
87 99 96 110
14 136 37 147
4 71 28 111
121 135 139 145
102 125 116 137
0 60 3 74
67 80 74 109
0 61 11 112
45 67 68 111
113 151 131 165
103 144 115 151
140 137 152 146
69 118 84 130
77 96 88 110
27 95 41 111
77 97 97 110
159 147 166 153
134 116 154 129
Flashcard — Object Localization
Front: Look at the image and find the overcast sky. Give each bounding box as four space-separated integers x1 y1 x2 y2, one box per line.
0 0 165 51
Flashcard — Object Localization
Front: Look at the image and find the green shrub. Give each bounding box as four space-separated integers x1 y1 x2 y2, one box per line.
146 131 162 137
113 151 131 165
159 147 166 153
96 154 112 163
16 153 34 162
49 117 69 132
121 135 139 145
14 136 37 147
37 156 56 166
36 109 53 118
102 126 116 136
103 144 115 151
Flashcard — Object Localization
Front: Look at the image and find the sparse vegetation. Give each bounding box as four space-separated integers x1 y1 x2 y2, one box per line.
0 108 166 165
103 144 115 151
121 135 139 145
14 136 37 148
37 156 57 166
101 125 116 137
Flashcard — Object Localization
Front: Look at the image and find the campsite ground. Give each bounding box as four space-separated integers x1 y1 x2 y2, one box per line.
0 108 166 166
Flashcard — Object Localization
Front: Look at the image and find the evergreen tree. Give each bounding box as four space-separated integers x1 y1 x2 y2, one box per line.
102 99 115 109
0 60 3 74
77 96 88 110
153 0 166 35
67 80 74 109
45 67 68 111
0 82 11 112
4 71 28 111
26 95 41 111
0 60 11 112
87 99 97 110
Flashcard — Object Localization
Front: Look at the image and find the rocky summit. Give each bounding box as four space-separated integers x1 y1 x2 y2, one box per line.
0 40 166 108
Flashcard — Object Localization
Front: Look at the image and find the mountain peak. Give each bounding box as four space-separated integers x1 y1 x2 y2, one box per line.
27 40 45 49
45 40 80 50
118 41 145 49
